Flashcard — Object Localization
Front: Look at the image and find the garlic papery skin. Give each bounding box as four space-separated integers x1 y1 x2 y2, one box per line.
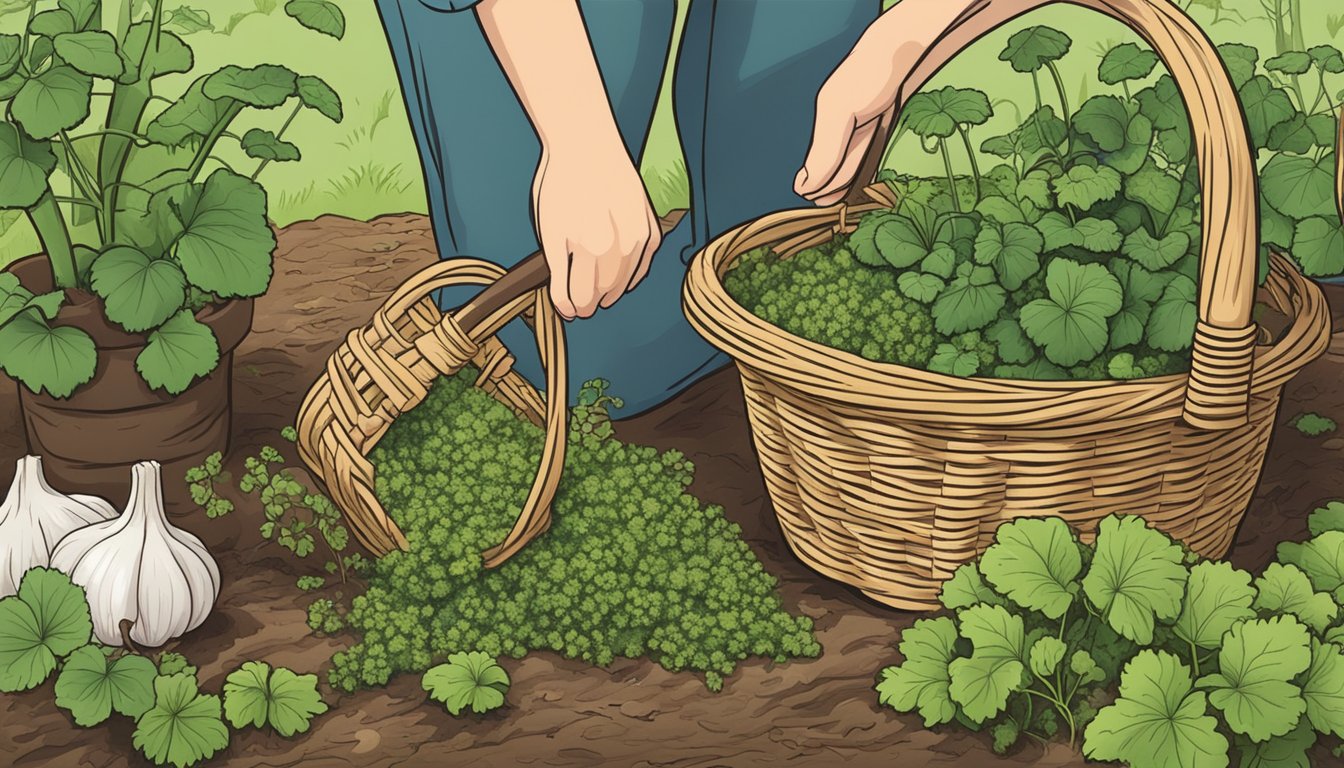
50 460 221 648
0 455 117 598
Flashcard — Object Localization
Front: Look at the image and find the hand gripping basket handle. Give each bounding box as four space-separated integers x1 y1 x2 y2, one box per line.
845 0 1259 431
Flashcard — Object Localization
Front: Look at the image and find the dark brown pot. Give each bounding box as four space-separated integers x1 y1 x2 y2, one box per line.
7 255 253 515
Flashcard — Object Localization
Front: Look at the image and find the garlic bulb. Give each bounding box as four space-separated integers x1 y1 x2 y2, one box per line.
51 460 221 647
0 455 117 598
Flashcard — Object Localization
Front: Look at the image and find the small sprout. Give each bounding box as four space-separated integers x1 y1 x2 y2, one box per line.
422 652 510 715
1293 412 1337 436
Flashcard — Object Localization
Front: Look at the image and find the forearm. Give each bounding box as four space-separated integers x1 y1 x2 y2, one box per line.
476 0 624 155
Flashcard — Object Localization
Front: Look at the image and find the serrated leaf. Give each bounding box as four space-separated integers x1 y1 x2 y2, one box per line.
1277 531 1344 595
0 312 96 398
1100 43 1159 84
164 6 213 34
1268 114 1321 155
1075 95 1130 151
903 86 992 139
975 195 1027 225
1146 275 1198 353
876 616 959 726
1173 561 1256 650
1254 563 1338 634
144 78 232 148
1235 718 1315 768
1071 649 1105 685
1261 152 1337 220
974 221 1042 291
898 271 944 303
1291 218 1344 277
90 245 187 333
1218 43 1259 89
1109 260 1165 349
1035 212 1122 253
223 661 327 737
1308 502 1344 536
1123 228 1190 271
168 169 275 297
136 309 219 395
1126 162 1182 220
1054 164 1122 212
1197 616 1310 742
0 122 57 208
54 645 157 725
120 23 194 80
848 212 898 266
929 343 980 377
240 128 300 162
203 64 297 108
1264 51 1312 76
52 31 123 79
1083 516 1188 644
0 568 93 692
1083 650 1227 768
948 604 1027 723
1239 76 1295 149
1136 75 1185 133
285 0 345 39
1309 44 1344 73
1030 636 1066 678
29 9 75 38
939 562 1005 610
932 266 1005 334
10 66 92 139
1021 259 1122 366
1302 640 1344 738
979 516 1081 619
920 244 956 278
1000 25 1071 73
132 673 229 768
873 215 931 268
296 75 342 122
986 317 1035 364
423 652 510 715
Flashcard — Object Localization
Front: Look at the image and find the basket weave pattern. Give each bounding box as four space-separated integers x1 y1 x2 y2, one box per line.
682 0 1334 609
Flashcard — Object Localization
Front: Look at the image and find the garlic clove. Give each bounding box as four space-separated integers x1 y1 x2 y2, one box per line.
50 460 221 648
0 455 117 598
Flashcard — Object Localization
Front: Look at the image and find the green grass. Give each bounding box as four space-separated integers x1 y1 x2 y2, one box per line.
0 0 1339 266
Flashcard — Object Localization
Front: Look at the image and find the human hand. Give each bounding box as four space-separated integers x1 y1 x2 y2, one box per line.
795 0 988 205
531 142 660 320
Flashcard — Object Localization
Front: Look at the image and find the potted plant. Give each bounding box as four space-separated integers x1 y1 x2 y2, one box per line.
0 0 346 510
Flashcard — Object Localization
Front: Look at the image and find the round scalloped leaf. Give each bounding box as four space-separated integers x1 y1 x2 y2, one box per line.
1261 152 1337 220
999 25 1072 73
132 673 230 768
1020 259 1122 367
168 169 275 297
1145 275 1197 353
240 128 300 162
1083 650 1226 768
1082 516 1188 645
939 562 1006 611
931 266 1005 335
948 604 1027 723
90 245 187 333
1029 636 1066 679
1197 616 1310 742
876 616 959 726
1277 531 1344 595
0 312 96 398
1292 217 1344 277
10 66 92 139
423 652 510 716
1099 43 1158 84
1309 503 1344 537
1303 640 1344 738
54 644 157 726
1171 561 1256 651
203 64 297 108
285 0 345 39
296 75 342 122
135 310 219 395
0 568 93 692
979 516 1081 619
52 31 123 79
902 86 992 139
974 221 1042 291
0 122 57 208
1254 563 1338 634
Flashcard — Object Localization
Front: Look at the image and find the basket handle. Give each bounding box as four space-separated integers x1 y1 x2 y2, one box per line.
845 0 1259 430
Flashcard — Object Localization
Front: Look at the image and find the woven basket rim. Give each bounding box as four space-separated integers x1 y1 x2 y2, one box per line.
682 207 1331 427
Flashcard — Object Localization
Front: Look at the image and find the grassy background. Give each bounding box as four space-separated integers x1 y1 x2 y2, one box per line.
0 0 1340 262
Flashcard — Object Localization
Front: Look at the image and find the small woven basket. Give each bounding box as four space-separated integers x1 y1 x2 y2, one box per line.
682 0 1335 609
295 257 567 567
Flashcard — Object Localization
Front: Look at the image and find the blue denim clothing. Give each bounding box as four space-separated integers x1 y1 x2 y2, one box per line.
374 0 880 415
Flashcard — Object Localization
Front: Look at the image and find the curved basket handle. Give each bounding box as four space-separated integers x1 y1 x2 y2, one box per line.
847 0 1259 430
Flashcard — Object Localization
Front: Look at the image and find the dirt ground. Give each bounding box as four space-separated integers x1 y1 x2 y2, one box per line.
2 213 1343 768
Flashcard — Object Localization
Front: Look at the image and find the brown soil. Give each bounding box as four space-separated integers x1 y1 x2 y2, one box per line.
2 213 1342 768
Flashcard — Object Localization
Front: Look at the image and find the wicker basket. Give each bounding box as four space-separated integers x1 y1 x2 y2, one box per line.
295 257 567 567
682 0 1334 609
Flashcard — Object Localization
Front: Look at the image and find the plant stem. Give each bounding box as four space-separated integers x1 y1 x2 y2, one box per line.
28 190 78 289
52 196 101 208
1122 81 1132 100
187 103 245 182
67 128 153 146
956 126 983 205
1031 71 1044 113
938 139 962 213
1046 62 1072 150
1189 639 1201 676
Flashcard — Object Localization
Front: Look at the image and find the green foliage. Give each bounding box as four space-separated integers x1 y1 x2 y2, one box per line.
306 597 344 635
422 652 510 716
296 575 325 592
330 371 819 693
185 451 234 518
54 645 158 726
1292 413 1337 437
132 673 230 768
222 661 327 736
0 0 346 399
877 511 1344 766
0 567 92 692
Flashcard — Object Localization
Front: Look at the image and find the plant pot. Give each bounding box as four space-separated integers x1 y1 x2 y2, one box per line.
6 255 254 516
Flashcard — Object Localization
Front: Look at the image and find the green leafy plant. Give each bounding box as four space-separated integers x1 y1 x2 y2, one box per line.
296 575 325 591
237 443 351 582
222 661 327 737
1293 412 1338 436
184 450 233 518
0 0 345 399
132 672 230 768
306 597 344 635
0 567 93 691
54 644 158 726
156 651 197 680
725 27 1344 383
422 652 510 716
876 510 1344 766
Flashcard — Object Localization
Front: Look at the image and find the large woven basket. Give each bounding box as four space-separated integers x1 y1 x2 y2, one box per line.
683 0 1335 609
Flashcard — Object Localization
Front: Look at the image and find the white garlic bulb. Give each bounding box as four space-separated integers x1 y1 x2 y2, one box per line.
51 460 221 648
0 455 117 598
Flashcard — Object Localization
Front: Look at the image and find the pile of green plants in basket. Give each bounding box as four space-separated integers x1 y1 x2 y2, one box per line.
874 509 1344 766
316 374 819 693
724 26 1344 381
